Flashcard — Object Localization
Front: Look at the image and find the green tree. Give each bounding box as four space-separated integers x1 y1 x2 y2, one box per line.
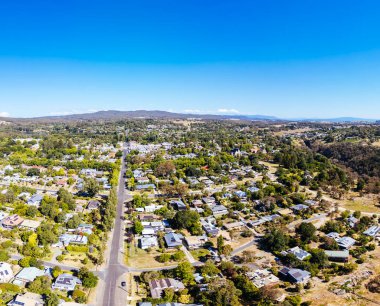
133 220 144 235
175 262 195 285
217 235 224 255
45 292 60 306
262 228 289 252
84 177 100 197
296 222 316 243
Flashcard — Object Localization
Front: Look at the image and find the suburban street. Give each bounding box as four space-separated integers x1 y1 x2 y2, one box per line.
101 147 130 306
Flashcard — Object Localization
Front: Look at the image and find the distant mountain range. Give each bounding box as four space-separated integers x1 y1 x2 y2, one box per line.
0 110 378 123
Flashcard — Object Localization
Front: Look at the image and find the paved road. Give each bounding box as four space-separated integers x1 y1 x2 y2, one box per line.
102 148 129 306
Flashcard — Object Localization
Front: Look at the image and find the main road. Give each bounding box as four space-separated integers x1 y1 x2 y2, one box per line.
101 147 130 306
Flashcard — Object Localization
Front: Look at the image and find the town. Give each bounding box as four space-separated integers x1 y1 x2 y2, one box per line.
0 118 379 306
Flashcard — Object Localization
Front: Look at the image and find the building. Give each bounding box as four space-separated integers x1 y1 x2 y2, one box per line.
291 204 309 213
211 205 228 217
149 278 185 299
140 236 159 250
87 200 101 210
363 225 380 237
324 250 350 262
77 223 94 235
336 236 356 249
247 269 279 288
20 219 41 231
59 234 88 246
27 194 43 206
13 267 46 286
170 200 187 211
286 246 311 261
279 267 311 284
8 292 44 306
184 236 208 250
223 221 244 231
0 262 13 282
2 214 24 229
164 232 183 248
52 273 82 291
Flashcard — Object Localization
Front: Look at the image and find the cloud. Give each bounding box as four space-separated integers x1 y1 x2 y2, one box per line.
0 112 10 117
217 108 240 114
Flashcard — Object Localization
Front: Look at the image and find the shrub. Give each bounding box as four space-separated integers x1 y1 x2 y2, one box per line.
0 283 21 293
72 289 87 303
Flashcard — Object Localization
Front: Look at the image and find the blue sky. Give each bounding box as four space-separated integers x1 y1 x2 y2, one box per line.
1 0 380 118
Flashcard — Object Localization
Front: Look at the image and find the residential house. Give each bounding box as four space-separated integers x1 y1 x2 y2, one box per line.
59 234 88 246
184 236 208 250
211 205 228 217
234 190 247 198
202 197 216 205
347 216 359 228
223 221 244 231
13 267 46 286
52 273 82 291
87 200 101 210
191 199 203 207
291 204 309 213
164 232 183 248
77 224 94 235
284 247 311 261
149 278 185 299
170 200 187 211
336 236 356 249
324 250 350 262
27 194 43 206
8 292 44 306
136 177 150 184
201 219 219 236
136 184 156 191
279 267 311 284
2 214 24 229
140 236 159 250
0 262 13 283
19 219 41 231
247 269 279 288
363 225 380 237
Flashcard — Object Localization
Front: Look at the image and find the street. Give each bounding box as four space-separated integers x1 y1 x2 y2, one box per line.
101 147 130 306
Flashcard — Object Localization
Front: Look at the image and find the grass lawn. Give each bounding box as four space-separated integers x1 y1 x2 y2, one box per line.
125 243 180 269
190 248 210 261
342 199 380 214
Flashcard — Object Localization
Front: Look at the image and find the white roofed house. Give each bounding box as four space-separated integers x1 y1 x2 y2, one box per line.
0 262 13 283
19 219 41 231
184 235 208 250
283 246 311 261
8 292 44 306
52 273 82 291
140 236 159 250
59 234 88 247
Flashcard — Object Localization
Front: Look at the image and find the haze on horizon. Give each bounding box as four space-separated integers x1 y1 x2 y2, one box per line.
1 1 380 119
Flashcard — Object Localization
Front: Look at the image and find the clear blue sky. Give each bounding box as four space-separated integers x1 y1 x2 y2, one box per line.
1 0 380 118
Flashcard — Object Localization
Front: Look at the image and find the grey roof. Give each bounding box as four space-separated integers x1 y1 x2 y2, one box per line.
363 225 380 237
280 267 310 283
164 232 183 248
324 250 349 258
